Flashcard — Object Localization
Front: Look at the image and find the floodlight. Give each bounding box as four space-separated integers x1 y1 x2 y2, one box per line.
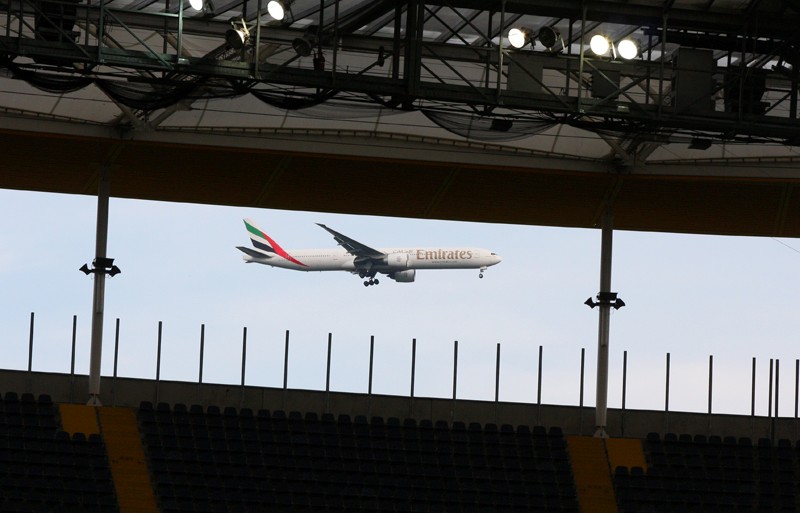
79 257 122 277
538 26 560 50
293 25 319 57
590 34 611 56
617 38 639 60
267 0 286 20
226 28 247 49
225 19 250 50
189 0 203 10
508 27 532 49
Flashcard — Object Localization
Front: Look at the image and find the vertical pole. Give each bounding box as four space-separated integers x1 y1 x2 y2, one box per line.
771 358 781 444
594 211 614 437
368 336 375 395
769 359 774 418
537 345 543 405
537 344 543 425
665 353 671 412
410 338 417 398
775 359 780 418
283 330 289 389
794 359 798 419
621 350 628 436
579 348 586 408
70 315 77 376
621 350 628 411
70 315 77 401
154 320 162 405
198 324 205 384
27 312 34 373
156 321 163 382
241 327 247 387
88 167 110 406
773 359 779 443
751 357 757 417
112 318 120 406
495 343 501 403
113 319 120 379
254 0 261 74
664 352 671 434
176 0 183 57
452 340 459 400
326 333 332 392
579 347 586 436
707 355 713 415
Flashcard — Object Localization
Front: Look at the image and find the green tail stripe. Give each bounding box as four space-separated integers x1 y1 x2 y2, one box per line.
245 222 262 238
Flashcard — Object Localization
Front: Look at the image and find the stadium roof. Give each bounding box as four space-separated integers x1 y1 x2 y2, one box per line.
1 0 800 236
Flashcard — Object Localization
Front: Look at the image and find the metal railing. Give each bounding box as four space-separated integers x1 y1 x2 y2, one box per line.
10 312 800 423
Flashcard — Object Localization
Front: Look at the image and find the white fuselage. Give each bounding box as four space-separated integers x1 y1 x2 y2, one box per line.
244 247 501 272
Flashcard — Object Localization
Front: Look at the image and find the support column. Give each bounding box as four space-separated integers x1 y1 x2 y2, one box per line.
87 168 110 405
82 167 120 405
585 211 624 438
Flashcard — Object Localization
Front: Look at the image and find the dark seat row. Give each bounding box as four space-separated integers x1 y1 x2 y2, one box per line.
141 402 578 513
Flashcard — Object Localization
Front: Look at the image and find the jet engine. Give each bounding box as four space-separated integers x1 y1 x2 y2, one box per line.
391 270 416 282
383 253 409 267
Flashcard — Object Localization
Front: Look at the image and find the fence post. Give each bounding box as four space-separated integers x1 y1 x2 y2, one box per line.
112 318 120 406
495 343 501 403
452 340 459 400
27 312 34 373
155 321 162 404
283 330 290 390
368 335 375 395
410 338 417 398
241 327 247 387
69 315 77 402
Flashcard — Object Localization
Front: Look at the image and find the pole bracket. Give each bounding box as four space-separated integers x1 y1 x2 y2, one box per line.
585 291 625 309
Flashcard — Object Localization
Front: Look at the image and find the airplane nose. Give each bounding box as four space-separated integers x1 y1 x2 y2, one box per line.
492 254 502 265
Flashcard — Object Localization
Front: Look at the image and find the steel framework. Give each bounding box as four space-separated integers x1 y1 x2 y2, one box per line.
2 0 800 149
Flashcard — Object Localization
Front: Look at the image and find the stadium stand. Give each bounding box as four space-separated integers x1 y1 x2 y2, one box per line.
0 392 118 513
3 385 800 513
138 401 580 512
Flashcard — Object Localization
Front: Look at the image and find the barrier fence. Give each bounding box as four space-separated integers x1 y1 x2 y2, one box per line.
11 312 800 421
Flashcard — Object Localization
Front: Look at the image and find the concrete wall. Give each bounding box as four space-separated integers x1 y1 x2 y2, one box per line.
2 369 798 441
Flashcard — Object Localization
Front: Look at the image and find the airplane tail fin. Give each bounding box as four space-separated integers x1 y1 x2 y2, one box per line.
244 218 281 256
241 218 308 267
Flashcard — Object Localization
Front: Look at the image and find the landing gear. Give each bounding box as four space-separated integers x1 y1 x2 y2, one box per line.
363 278 380 287
479 266 487 279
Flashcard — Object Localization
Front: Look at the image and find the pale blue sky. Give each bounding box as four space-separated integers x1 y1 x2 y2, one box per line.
2 188 799 416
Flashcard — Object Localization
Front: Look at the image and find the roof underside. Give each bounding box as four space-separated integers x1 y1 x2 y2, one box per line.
1 0 800 236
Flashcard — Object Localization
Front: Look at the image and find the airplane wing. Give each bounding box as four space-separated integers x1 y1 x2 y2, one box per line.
316 223 385 258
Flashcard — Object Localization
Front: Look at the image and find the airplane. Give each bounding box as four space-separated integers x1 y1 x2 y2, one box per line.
237 218 502 286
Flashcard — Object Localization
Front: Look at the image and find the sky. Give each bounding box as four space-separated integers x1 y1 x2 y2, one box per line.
2 187 800 417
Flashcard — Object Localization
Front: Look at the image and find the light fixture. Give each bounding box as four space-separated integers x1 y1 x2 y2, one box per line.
538 26 561 50
189 0 203 10
508 27 532 49
617 38 639 60
585 292 625 310
225 18 250 50
79 258 121 277
590 34 611 56
267 0 287 21
292 25 319 57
